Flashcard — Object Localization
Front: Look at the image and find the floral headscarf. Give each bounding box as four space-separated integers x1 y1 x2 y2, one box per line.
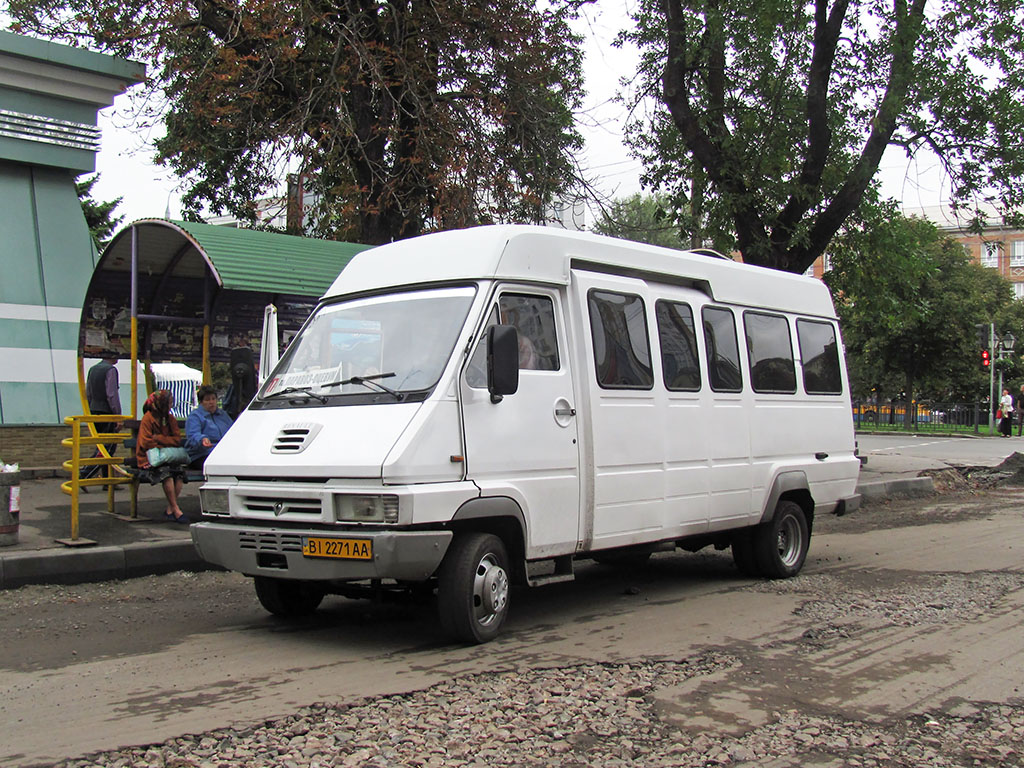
144 389 174 426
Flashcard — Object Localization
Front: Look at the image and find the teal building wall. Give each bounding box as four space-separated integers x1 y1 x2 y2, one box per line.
0 31 144 426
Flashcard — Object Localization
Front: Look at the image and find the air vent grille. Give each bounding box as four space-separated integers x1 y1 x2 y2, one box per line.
271 422 322 454
242 495 323 517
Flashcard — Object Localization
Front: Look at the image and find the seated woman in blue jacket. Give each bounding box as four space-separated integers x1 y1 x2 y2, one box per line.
185 385 234 468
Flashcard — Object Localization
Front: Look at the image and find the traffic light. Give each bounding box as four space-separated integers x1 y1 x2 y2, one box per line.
977 323 989 348
982 349 991 368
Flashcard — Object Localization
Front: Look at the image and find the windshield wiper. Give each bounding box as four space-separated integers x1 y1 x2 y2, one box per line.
263 386 328 404
320 372 405 401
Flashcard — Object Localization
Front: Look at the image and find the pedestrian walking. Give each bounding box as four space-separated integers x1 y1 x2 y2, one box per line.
999 388 1014 437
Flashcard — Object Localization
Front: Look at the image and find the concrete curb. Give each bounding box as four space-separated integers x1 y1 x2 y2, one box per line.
0 539 215 589
856 476 936 504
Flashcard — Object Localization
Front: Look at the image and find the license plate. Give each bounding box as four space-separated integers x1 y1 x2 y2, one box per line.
302 537 373 560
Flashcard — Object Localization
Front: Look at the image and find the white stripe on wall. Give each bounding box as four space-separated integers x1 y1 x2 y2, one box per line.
0 347 76 382
0 348 149 387
0 303 81 323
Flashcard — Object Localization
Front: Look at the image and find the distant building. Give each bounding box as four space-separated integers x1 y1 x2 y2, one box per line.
546 198 586 231
921 205 1024 301
803 204 1024 299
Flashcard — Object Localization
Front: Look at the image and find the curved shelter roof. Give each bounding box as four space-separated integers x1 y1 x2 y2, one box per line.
80 219 371 368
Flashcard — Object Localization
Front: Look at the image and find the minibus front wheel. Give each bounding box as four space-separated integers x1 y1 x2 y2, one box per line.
253 576 326 617
437 533 511 644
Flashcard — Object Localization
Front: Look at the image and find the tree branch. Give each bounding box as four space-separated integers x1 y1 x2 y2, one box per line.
796 0 928 269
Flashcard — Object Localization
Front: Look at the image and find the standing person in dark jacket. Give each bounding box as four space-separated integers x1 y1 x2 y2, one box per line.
184 385 233 469
1017 384 1024 436
83 355 121 479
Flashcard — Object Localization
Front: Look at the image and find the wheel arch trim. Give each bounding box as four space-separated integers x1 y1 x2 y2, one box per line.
451 496 528 556
760 471 810 524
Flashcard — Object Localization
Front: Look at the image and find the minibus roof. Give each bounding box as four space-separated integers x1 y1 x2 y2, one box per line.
326 225 837 318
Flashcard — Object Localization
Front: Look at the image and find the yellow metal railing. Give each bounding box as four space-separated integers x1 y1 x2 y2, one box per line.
61 415 133 543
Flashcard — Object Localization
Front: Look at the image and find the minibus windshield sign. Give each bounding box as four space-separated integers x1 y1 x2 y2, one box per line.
262 386 329 404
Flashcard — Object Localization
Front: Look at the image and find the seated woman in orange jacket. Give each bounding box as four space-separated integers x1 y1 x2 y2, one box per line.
136 389 189 523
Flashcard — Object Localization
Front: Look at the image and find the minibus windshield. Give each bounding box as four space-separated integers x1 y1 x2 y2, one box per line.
258 286 476 404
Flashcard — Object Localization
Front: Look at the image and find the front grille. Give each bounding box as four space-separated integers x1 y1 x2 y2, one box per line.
271 423 323 454
242 495 323 516
238 531 304 552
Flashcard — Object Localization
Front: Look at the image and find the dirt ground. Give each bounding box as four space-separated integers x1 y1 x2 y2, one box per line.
3 482 1024 767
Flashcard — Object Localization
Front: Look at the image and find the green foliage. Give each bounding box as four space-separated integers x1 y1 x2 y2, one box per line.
75 174 124 248
12 1 586 245
590 192 688 249
825 208 1016 403
623 0 1024 273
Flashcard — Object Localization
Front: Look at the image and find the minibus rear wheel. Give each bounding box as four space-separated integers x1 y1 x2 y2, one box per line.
437 533 511 644
254 576 326 617
752 501 809 578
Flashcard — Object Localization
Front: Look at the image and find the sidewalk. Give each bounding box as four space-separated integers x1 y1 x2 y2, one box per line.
0 458 938 590
0 470 210 589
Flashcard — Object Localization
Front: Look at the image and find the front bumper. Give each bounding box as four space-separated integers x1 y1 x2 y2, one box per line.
191 522 452 582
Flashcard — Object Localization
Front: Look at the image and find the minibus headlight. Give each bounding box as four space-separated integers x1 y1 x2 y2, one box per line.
334 494 399 523
200 488 230 516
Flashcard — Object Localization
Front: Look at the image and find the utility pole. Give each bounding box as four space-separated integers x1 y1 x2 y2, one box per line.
991 323 996 435
980 323 995 434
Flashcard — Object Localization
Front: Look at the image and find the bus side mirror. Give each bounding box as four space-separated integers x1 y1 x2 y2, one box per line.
487 324 519 403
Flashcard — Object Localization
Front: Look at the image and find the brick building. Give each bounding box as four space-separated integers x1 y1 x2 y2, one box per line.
804 205 1024 297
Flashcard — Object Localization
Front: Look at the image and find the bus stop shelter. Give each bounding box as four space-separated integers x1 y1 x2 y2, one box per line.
78 219 372 417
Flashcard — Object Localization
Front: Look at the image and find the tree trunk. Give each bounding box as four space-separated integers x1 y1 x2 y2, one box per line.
689 168 705 250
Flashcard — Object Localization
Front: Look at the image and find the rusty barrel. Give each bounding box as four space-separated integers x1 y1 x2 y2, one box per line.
0 470 20 546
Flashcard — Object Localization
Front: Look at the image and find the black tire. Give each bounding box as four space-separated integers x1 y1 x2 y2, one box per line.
731 530 760 576
437 533 511 644
751 501 809 579
253 576 325 617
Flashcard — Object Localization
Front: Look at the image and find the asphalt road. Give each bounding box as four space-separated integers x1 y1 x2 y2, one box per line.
2 486 1023 766
856 433 1024 486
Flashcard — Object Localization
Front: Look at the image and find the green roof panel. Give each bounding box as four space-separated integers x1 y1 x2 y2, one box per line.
168 219 373 296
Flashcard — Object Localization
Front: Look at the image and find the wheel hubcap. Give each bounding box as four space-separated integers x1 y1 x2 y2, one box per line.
473 554 509 627
776 515 803 567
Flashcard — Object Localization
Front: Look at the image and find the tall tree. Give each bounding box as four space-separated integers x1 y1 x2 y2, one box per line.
590 192 688 249
11 1 585 245
825 207 1012 411
624 0 1024 273
75 174 124 248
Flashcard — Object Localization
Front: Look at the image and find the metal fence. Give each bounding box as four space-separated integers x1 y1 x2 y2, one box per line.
851 401 985 434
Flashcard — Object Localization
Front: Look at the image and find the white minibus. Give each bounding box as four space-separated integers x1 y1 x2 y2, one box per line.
191 226 861 643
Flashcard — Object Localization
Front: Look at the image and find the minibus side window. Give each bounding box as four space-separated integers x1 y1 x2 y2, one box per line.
588 290 654 389
465 294 559 389
498 294 560 371
744 311 797 394
655 300 701 391
702 306 743 392
797 319 843 394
